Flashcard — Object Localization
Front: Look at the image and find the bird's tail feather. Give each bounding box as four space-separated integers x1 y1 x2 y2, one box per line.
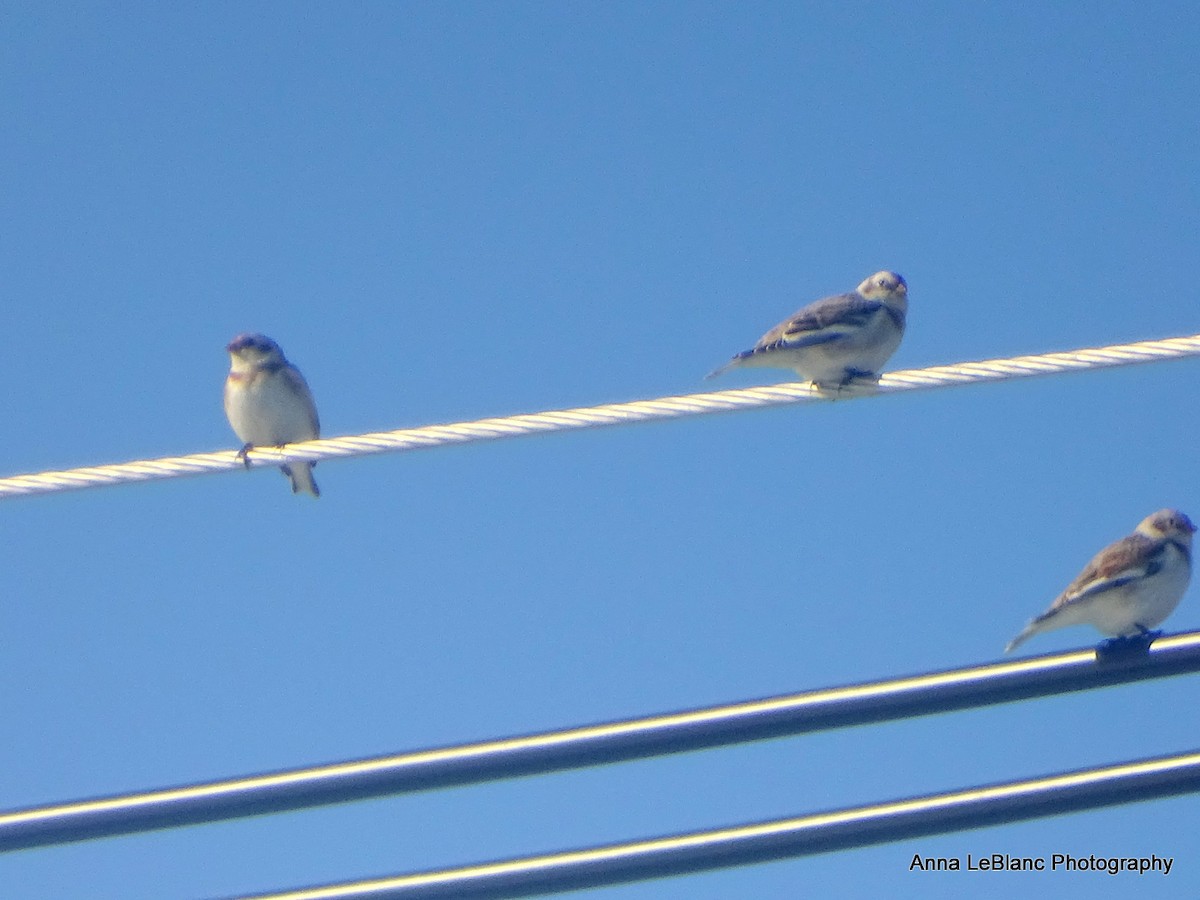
706 356 743 380
283 462 320 498
1004 610 1054 654
1004 624 1037 654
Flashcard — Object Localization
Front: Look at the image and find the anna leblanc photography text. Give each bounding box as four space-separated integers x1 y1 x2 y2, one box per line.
908 853 1174 875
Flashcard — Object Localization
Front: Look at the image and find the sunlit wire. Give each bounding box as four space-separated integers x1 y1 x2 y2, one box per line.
225 748 1200 899
1 332 1198 499
4 630 1199 852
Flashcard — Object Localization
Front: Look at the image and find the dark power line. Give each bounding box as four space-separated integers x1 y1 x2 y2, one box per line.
225 747 1200 900
4 631 1200 853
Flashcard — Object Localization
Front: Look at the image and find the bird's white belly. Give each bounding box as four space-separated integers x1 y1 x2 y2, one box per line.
226 375 313 447
809 326 900 381
1089 553 1191 636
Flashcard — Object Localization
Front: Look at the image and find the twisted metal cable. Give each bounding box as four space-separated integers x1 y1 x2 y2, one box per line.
2 333 1198 500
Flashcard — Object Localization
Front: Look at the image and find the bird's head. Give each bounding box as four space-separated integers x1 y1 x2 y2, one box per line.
226 333 285 369
857 271 907 305
1138 509 1197 544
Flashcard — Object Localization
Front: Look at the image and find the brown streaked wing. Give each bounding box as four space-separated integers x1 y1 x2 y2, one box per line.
1053 533 1158 608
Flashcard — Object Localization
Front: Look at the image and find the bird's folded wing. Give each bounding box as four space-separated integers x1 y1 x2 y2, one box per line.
756 295 880 351
281 366 321 435
1052 537 1161 610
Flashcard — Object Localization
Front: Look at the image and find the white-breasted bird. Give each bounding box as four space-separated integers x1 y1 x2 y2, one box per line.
1005 509 1195 653
223 333 322 497
708 270 908 387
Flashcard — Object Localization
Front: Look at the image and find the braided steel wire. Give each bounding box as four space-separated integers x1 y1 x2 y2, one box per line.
1 333 1197 500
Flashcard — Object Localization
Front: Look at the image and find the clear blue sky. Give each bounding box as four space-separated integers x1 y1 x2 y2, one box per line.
3 3 1199 898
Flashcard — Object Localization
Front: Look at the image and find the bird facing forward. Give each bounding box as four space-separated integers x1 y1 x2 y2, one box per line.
224 333 321 497
708 270 908 388
1005 509 1195 654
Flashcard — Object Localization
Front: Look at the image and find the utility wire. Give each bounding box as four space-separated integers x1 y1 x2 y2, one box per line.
1 332 1198 500
5 630 1200 853
221 747 1200 900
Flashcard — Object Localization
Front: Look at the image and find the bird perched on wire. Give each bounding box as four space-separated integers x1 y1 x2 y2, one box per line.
224 333 322 497
707 270 908 388
1005 509 1195 654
